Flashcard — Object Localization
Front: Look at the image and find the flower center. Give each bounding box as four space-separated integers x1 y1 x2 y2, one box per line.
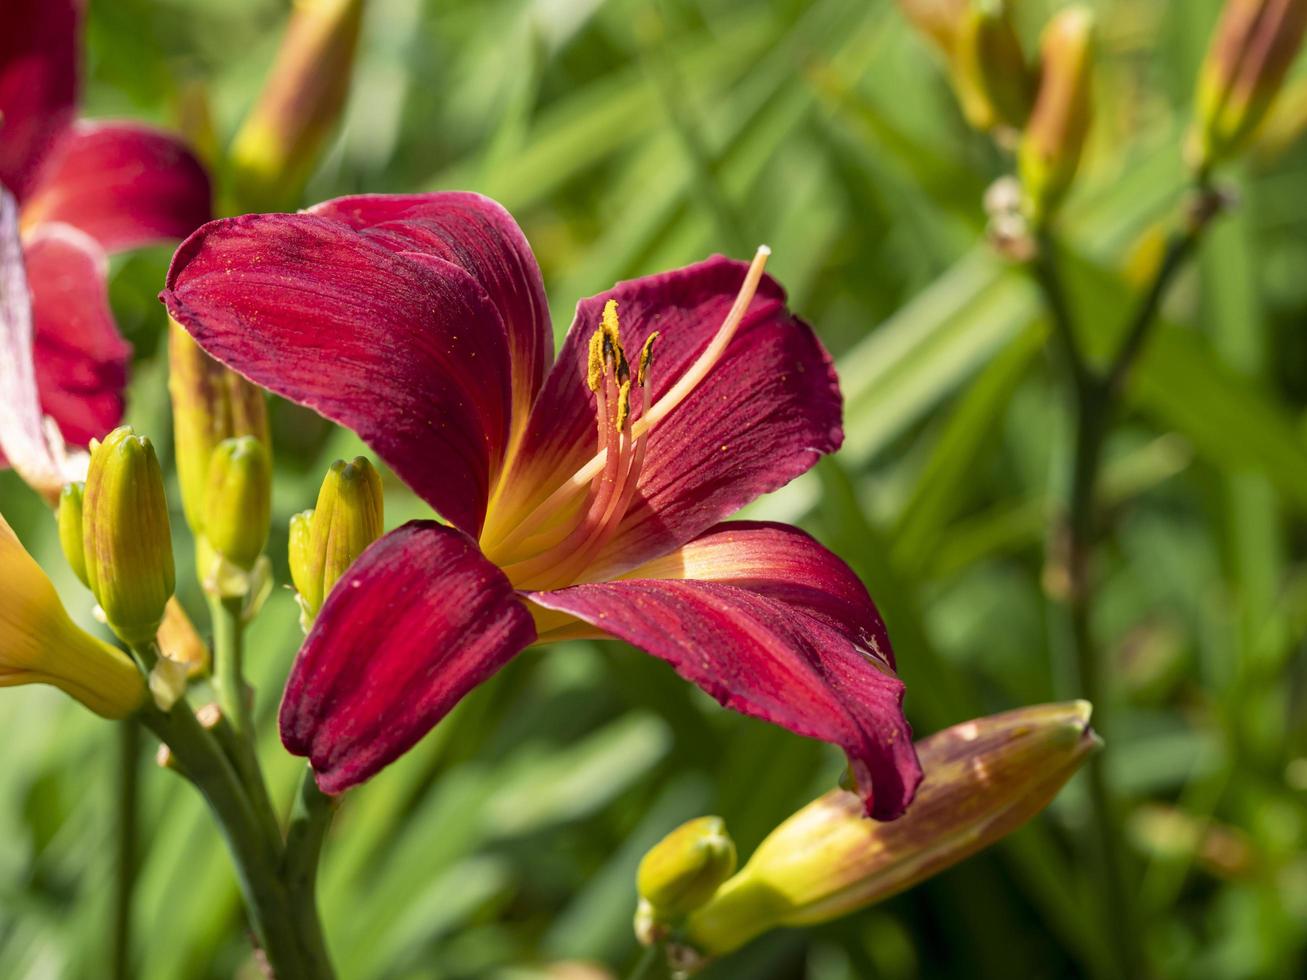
486 246 771 590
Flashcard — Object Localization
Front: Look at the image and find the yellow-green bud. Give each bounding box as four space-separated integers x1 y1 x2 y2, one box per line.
637 816 737 925
680 702 1100 959
1189 0 1307 173
289 456 384 621
168 319 269 537
0 511 145 718
203 437 272 571
57 482 89 587
951 0 1034 132
896 0 969 54
230 0 365 211
82 427 176 647
1018 6 1095 225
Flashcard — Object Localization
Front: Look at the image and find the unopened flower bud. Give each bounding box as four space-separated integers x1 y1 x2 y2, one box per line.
1189 0 1307 173
57 482 89 586
951 0 1034 131
0 512 145 718
896 0 969 54
638 816 737 927
230 0 365 210
1019 7 1095 224
82 427 176 647
168 319 268 538
680 702 1100 958
203 437 272 571
289 456 384 622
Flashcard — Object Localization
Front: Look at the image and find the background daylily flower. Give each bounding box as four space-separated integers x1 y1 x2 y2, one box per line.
162 192 923 820
0 0 210 500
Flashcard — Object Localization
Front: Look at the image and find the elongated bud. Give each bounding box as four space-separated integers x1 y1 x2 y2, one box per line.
1189 0 1307 172
203 437 271 571
951 0 1034 131
289 456 384 622
897 0 969 54
230 0 365 210
1019 7 1095 224
679 702 1100 959
637 817 737 933
58 482 89 586
168 319 268 537
82 427 176 647
0 512 145 718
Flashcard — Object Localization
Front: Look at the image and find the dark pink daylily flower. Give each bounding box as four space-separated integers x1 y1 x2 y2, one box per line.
0 0 210 498
162 193 923 819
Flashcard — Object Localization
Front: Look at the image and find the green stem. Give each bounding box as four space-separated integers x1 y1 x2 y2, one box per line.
111 720 141 980
626 945 671 980
283 767 337 979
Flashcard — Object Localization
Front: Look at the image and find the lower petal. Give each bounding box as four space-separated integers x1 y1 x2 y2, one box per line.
528 578 921 820
280 521 537 794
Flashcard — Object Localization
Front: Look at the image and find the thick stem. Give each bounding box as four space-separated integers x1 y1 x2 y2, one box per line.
111 720 141 980
283 767 337 979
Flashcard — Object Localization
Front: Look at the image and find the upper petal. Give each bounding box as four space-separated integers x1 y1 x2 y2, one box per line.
309 193 551 420
27 223 128 448
161 211 515 536
0 0 78 201
621 520 895 671
528 578 920 820
493 256 841 574
280 521 537 794
21 121 211 253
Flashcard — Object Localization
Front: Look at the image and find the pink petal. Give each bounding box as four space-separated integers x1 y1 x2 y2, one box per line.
620 520 895 672
27 222 128 448
529 578 921 820
161 212 515 536
309 193 551 417
21 121 211 253
502 256 842 575
0 0 78 201
280 522 536 794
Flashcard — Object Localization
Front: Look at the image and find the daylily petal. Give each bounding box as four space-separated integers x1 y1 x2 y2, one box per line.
0 0 78 201
161 212 514 536
621 520 895 672
21 121 211 253
528 579 920 820
27 222 128 448
280 521 536 794
309 193 551 421
492 256 841 574
0 192 89 499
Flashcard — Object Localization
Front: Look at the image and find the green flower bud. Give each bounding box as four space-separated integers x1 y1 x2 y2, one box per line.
1019 6 1095 225
1189 0 1307 173
82 427 176 647
203 437 272 571
168 319 269 537
681 702 1100 960
58 482 89 587
289 457 384 622
896 0 969 54
637 816 737 925
951 0 1034 132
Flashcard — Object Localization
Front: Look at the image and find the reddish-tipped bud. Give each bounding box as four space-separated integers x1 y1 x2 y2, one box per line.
679 702 1100 959
1190 0 1307 172
1019 6 1095 224
897 0 969 54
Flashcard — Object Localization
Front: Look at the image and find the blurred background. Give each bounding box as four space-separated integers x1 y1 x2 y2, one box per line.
2 0 1307 977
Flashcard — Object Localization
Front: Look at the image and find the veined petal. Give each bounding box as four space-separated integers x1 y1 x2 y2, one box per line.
21 121 211 253
621 521 894 671
161 212 514 536
492 256 841 574
280 521 536 794
528 579 920 820
0 0 78 201
309 193 551 421
0 192 89 500
27 223 128 448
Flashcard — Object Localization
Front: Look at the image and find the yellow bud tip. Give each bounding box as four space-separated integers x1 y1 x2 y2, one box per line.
638 816 738 922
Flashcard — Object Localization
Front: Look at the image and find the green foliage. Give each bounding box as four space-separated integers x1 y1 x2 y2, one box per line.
4 0 1307 977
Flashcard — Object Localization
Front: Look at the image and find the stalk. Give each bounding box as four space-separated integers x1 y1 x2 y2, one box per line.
111 720 141 980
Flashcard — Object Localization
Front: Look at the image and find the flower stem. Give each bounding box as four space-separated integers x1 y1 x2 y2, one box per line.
283 767 337 978
626 945 672 980
111 719 140 980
